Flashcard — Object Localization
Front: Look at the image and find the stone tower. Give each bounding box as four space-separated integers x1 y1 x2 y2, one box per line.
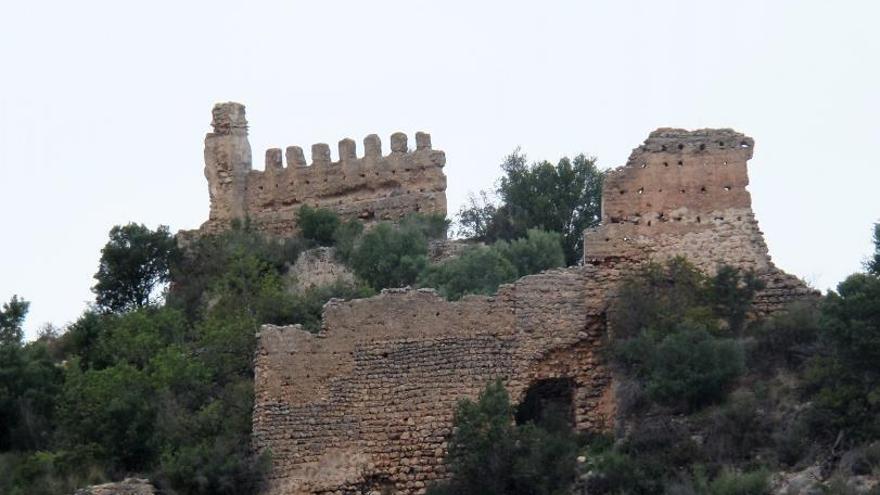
204 102 253 223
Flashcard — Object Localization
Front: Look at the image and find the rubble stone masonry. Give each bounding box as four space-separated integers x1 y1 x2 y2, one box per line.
252 127 816 495
200 102 447 236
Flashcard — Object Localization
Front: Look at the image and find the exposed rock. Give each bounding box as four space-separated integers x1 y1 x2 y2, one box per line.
73 478 155 495
285 247 355 293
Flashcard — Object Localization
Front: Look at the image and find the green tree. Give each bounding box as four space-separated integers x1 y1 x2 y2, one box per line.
419 246 518 300
418 229 565 300
494 229 565 277
93 223 179 312
457 150 604 265
0 296 28 346
427 380 578 495
297 206 341 246
610 259 757 411
806 271 880 440
57 360 156 471
349 222 428 290
0 297 63 452
868 222 880 276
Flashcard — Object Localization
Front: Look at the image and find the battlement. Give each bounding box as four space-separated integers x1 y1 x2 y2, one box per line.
200 103 447 236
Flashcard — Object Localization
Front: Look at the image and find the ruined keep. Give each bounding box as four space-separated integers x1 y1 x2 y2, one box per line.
252 126 815 495
200 102 447 236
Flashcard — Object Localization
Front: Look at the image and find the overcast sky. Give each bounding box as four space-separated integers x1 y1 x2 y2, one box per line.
1 1 878 338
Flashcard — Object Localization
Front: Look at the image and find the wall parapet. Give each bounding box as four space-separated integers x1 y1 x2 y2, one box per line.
200 102 447 237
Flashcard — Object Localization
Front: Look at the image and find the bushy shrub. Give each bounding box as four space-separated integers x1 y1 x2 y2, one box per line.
494 229 565 277
418 246 517 300
748 301 820 371
804 272 880 441
297 206 341 246
426 380 578 495
169 224 305 321
418 229 564 300
703 391 774 464
707 469 770 495
332 218 364 262
400 212 449 240
349 222 428 290
643 325 745 411
610 259 755 411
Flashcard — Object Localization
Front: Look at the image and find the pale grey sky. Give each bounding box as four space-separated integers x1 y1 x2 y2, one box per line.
1 1 878 338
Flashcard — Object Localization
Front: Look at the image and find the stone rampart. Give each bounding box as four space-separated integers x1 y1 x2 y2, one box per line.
201 103 447 236
252 128 816 495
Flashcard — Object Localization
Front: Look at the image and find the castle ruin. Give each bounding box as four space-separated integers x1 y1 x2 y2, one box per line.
245 117 815 495
199 102 447 236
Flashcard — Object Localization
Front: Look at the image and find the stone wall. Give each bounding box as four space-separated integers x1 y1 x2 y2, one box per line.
200 103 447 237
253 267 618 495
252 128 816 495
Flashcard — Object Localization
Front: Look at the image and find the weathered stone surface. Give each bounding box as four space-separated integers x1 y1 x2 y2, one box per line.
285 247 356 293
254 271 616 495
252 128 817 495
583 128 817 315
73 478 156 495
198 103 447 237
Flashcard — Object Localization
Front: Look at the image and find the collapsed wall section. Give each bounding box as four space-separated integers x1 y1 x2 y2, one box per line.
253 268 618 495
201 103 447 236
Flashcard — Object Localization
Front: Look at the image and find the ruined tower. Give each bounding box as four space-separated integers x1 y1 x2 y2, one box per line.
199 102 447 236
204 102 253 223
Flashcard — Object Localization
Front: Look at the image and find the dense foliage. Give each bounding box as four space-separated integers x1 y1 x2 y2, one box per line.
0 223 371 494
419 229 565 300
456 150 603 265
93 223 179 312
611 258 761 412
3 186 879 495
426 381 579 495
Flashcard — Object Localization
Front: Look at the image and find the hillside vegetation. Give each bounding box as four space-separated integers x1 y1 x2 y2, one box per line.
1 150 878 495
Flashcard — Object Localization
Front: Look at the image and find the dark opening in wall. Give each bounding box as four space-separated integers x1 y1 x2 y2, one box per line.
516 378 576 427
700 143 706 151
678 143 684 150
677 160 683 166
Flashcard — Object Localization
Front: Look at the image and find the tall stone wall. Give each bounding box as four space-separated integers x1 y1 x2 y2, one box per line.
201 103 447 236
252 128 816 495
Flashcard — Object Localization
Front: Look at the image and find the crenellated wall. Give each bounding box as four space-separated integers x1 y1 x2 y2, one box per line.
200 102 447 236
